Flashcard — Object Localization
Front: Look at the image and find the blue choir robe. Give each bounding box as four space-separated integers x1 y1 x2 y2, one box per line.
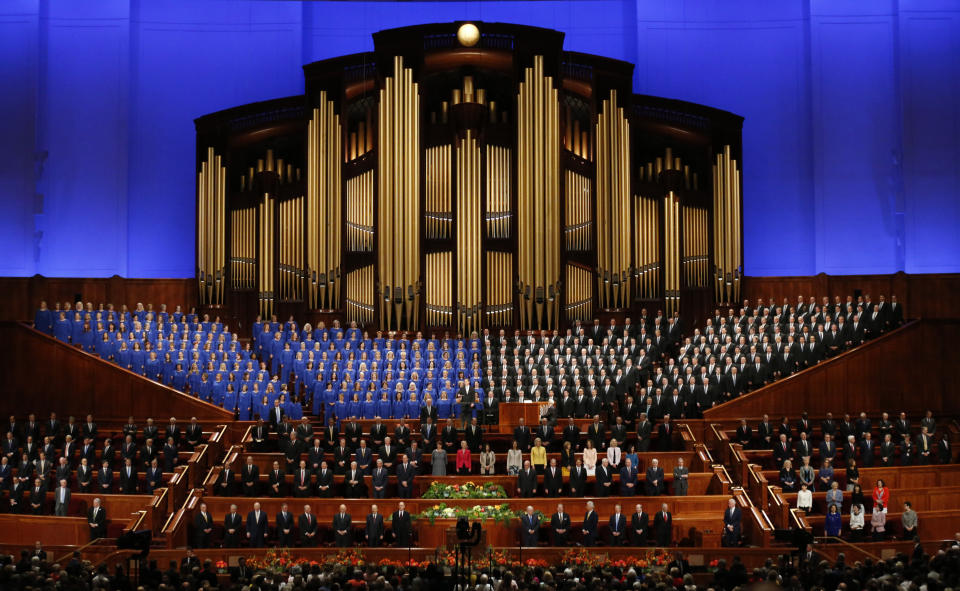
131 350 146 374
405 398 421 420
212 382 227 405
35 308 54 335
196 379 212 401
361 400 377 420
117 348 133 370
70 320 85 344
334 400 349 421
145 359 163 382
96 340 116 361
285 401 302 421
172 370 188 391
347 397 362 418
221 391 238 414
236 393 252 420
376 397 393 419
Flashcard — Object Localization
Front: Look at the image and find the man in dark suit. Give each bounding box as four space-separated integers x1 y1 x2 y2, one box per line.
465 418 484 453
315 460 333 498
396 454 415 498
653 503 672 547
645 458 664 496
293 460 312 497
609 504 627 546
346 462 366 497
268 401 285 432
371 459 388 499
274 502 295 546
860 433 876 467
87 497 107 540
939 432 952 464
636 413 653 452
119 458 138 493
333 438 351 475
517 460 537 497
631 503 649 546
420 418 436 450
251 419 268 452
194 502 213 548
241 456 260 497
550 503 571 546
722 498 741 547
916 427 934 464
569 459 587 497
223 504 242 548
29 477 46 515
370 420 388 448
299 505 318 547
185 418 203 449
595 458 613 497
97 460 113 494
513 418 531 452
77 458 93 493
246 502 268 548
581 501 599 547
544 458 563 497
519 505 540 547
392 501 412 547
819 434 838 465
420 401 439 425
658 416 674 451
333 504 352 547
773 434 792 467
365 505 385 547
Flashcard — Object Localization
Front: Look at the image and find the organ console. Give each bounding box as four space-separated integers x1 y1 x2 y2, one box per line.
194 22 743 334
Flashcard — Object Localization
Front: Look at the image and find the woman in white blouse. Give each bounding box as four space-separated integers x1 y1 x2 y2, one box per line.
849 503 865 541
606 438 622 470
505 440 523 475
582 439 598 476
797 482 813 513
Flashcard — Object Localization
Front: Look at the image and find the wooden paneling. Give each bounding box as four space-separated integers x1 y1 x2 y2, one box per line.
0 322 235 421
0 515 89 545
703 319 960 418
741 272 960 319
0 276 197 323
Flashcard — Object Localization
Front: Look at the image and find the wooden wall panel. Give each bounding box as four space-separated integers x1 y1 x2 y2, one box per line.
0 515 89 546
741 272 960 319
0 322 235 422
703 319 960 418
0 276 197 323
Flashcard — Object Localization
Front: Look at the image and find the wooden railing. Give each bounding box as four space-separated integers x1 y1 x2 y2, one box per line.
161 488 203 549
766 485 789 530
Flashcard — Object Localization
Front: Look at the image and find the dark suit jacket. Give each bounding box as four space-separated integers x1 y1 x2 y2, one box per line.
569 465 587 496
333 512 352 546
581 510 599 545
653 511 672 546
520 513 540 546
517 468 537 496
88 505 107 538
223 512 242 546
365 513 385 545
631 511 649 544
392 509 412 546
645 466 664 496
194 511 214 547
723 506 742 545
298 513 318 545
550 512 571 545
246 511 268 546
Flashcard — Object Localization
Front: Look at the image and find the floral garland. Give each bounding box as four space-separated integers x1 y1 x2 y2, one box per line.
413 502 535 526
559 548 669 573
422 481 508 499
245 548 366 575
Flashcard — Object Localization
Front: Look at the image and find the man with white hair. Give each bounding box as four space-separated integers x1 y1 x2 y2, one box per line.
520 505 539 547
581 501 598 546
87 497 106 540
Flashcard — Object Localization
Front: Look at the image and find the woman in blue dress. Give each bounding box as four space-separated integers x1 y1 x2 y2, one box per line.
334 393 349 424
347 391 362 419
361 391 377 419
130 342 146 375
376 391 393 419
222 384 238 415
824 504 843 537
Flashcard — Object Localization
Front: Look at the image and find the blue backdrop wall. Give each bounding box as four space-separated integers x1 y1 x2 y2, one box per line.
1 0 958 278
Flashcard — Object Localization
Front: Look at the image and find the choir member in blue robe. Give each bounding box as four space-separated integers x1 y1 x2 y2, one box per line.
347 392 362 419
212 375 227 405
221 385 238 415
236 390 253 421
376 393 393 420
254 395 270 422
361 392 377 419
280 343 294 384
96 333 116 361
285 396 303 421
334 394 349 423
35 302 54 335
130 343 146 375
405 393 421 420
117 342 132 370
145 352 163 382
172 365 188 391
